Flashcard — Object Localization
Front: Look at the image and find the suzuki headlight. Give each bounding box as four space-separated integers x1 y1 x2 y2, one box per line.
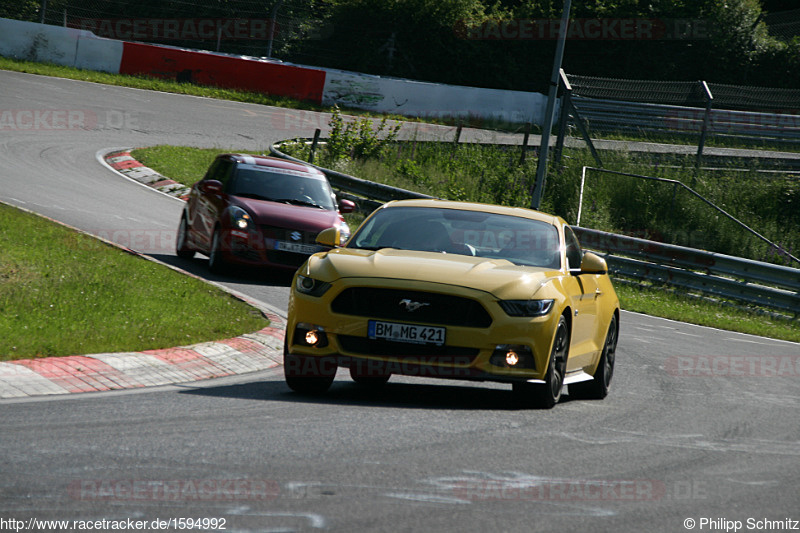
229 206 252 230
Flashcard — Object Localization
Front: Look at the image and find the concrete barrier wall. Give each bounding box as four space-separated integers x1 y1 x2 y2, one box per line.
322 68 547 125
1 17 548 124
0 18 123 72
119 42 326 103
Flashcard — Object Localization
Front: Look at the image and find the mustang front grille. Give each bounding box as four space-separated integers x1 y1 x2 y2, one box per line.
331 288 492 328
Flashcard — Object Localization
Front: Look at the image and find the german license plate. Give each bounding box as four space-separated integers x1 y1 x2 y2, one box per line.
275 240 322 254
368 320 446 346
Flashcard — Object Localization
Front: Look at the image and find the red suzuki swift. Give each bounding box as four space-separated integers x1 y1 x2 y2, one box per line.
176 153 355 274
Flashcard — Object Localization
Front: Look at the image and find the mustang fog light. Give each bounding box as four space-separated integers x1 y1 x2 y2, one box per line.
294 323 329 348
305 330 320 346
505 350 520 367
490 345 535 369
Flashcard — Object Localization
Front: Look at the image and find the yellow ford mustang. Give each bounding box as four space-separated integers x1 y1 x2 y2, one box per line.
285 199 620 408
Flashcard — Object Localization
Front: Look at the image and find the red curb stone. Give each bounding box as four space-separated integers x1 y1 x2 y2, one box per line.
11 356 146 391
111 159 144 170
145 347 231 379
260 328 285 341
150 179 178 188
219 337 265 354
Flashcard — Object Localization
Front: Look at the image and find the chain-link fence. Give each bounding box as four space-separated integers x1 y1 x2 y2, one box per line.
17 0 328 60
567 74 800 114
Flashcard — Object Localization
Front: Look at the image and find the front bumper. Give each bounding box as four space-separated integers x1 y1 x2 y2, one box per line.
287 277 562 382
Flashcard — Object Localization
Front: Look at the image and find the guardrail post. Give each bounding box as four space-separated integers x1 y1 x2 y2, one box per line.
451 123 463 160
695 80 714 185
308 128 321 164
520 122 531 165
553 70 570 168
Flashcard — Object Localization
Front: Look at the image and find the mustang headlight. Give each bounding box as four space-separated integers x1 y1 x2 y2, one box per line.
296 275 332 297
498 299 554 317
229 206 252 230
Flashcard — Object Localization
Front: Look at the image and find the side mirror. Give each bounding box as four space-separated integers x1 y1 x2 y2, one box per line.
339 198 356 214
316 227 340 247
575 251 608 274
200 180 223 195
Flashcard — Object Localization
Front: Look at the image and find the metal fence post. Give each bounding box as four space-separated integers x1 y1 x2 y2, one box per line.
695 80 714 185
308 128 321 164
553 69 570 168
519 122 531 165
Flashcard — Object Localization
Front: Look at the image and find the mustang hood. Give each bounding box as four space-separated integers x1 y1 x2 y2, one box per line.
303 248 563 300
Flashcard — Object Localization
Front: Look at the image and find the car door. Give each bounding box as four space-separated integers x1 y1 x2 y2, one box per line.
563 226 601 370
193 157 235 250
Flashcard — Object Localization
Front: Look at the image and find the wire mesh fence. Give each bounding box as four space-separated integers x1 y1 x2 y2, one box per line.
30 0 329 60
567 74 800 114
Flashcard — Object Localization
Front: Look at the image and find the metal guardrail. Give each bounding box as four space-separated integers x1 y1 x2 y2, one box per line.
574 227 800 316
270 141 434 211
576 166 800 266
571 96 800 148
271 141 800 316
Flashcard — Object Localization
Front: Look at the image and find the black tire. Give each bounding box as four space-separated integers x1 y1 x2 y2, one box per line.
176 214 195 259
208 226 228 275
570 314 618 400
349 365 391 388
284 341 335 394
513 315 569 409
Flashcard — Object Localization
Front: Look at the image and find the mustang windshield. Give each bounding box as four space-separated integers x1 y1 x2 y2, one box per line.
230 167 336 210
349 206 561 269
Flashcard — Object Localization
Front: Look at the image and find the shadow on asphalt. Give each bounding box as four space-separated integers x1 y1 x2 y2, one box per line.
149 254 295 287
179 376 579 411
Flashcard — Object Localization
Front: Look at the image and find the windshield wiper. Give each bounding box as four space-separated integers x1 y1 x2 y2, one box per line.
235 192 274 202
353 244 400 251
273 198 326 209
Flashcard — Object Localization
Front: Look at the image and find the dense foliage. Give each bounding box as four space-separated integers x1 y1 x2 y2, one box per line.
6 1 800 90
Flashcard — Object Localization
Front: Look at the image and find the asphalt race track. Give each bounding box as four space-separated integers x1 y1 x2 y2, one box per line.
1 70 799 533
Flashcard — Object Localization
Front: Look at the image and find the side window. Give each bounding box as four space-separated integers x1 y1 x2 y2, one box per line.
564 226 583 270
202 159 220 181
212 160 235 189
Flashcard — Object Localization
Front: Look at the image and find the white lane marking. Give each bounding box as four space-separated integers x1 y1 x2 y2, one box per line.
226 509 326 529
674 331 702 338
384 492 471 505
725 478 779 486
622 310 800 346
560 429 800 456
725 337 778 346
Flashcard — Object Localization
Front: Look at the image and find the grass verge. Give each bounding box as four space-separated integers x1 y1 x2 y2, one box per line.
0 56 321 111
133 144 799 343
0 204 269 361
